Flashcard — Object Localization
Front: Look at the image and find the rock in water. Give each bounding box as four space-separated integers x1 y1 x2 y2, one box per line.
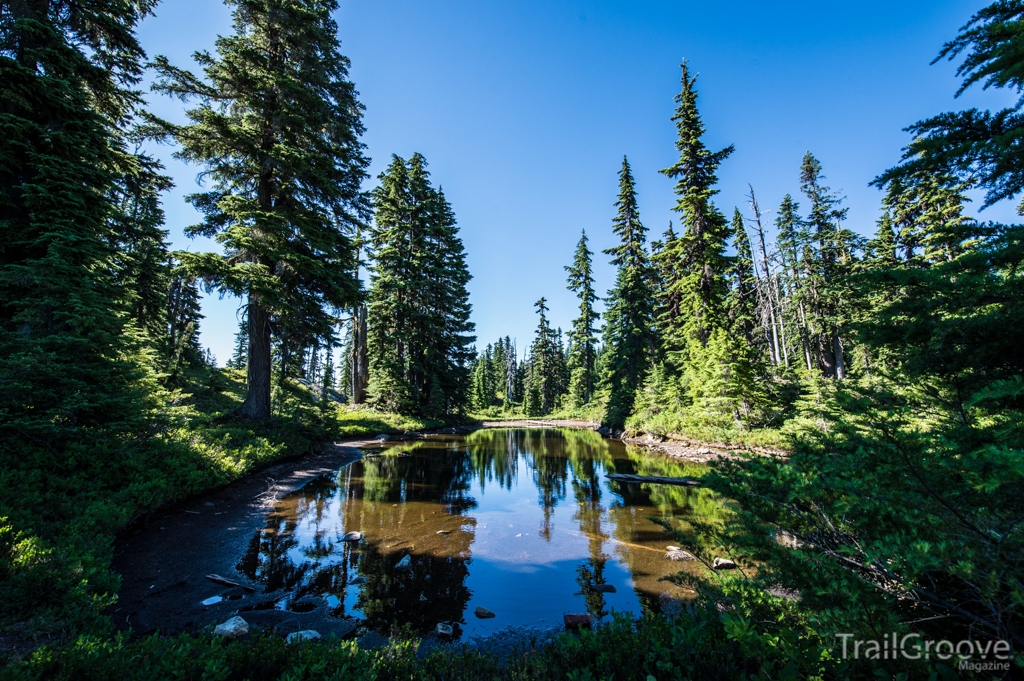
341 531 363 542
213 616 249 638
286 630 321 644
373 434 390 441
350 576 367 585
591 583 616 593
713 557 737 570
563 613 591 630
436 623 453 637
666 548 695 561
395 554 412 569
436 530 451 535
474 606 496 619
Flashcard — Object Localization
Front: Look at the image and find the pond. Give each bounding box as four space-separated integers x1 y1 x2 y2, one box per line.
237 428 730 640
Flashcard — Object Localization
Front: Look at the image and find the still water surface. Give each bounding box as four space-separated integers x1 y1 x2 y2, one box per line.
238 429 729 639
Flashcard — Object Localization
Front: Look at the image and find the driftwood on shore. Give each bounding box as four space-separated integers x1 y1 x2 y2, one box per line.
605 473 702 487
205 574 256 592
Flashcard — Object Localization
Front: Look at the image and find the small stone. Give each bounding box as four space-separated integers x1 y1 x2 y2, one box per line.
436 530 451 535
474 606 496 619
395 554 411 569
713 557 737 570
373 434 390 441
213 616 249 638
591 583 616 593
350 576 367 585
201 595 223 606
419 593 428 602
563 613 591 630
436 623 453 637
341 531 364 542
286 630 321 644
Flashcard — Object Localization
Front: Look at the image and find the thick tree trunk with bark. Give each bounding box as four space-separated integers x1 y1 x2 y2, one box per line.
240 296 272 419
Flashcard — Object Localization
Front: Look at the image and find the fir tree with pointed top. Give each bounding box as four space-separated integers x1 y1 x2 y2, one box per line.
727 208 759 350
799 152 858 379
656 61 735 364
366 154 474 415
565 229 599 406
150 0 371 419
601 157 656 428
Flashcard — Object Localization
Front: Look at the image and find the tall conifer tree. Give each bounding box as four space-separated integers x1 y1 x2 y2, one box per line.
565 230 599 406
654 62 735 368
366 154 474 415
1 0 157 452
602 157 655 428
150 0 370 419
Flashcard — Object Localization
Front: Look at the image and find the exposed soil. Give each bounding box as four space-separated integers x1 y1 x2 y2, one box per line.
108 440 380 640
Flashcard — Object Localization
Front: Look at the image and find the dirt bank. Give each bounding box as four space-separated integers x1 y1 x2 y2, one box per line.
109 441 378 640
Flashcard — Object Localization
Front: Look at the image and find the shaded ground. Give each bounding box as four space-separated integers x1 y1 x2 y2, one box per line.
109 441 378 640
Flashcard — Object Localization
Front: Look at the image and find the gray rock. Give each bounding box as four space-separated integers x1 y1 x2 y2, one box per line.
591 583 616 593
474 606 496 619
395 554 412 569
373 434 390 441
350 575 367 585
201 595 223 606
713 557 737 570
436 623 453 637
286 630 321 644
213 616 249 638
341 531 364 542
666 547 696 561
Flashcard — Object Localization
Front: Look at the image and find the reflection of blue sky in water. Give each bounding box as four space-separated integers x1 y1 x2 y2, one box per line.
241 429 728 638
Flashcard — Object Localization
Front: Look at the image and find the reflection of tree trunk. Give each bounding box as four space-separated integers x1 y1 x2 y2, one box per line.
241 295 272 419
351 304 368 403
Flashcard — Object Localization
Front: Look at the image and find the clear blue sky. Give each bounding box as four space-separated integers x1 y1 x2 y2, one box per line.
137 0 1018 366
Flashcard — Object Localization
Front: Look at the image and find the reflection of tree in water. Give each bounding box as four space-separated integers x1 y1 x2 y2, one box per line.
354 543 471 634
571 447 612 620
464 428 521 491
241 474 357 607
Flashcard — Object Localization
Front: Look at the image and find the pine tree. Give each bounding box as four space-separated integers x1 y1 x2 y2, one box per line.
727 208 758 350
525 298 564 414
229 317 249 369
166 268 204 377
565 230 599 406
1 0 157 453
655 62 735 365
150 0 371 419
799 152 858 379
878 2 1024 212
601 157 656 428
366 154 475 415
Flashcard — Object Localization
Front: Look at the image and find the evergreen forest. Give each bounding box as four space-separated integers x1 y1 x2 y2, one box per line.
1 0 1022 678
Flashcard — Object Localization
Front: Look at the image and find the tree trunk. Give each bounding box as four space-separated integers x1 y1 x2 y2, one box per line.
240 295 272 419
351 304 368 403
833 329 846 380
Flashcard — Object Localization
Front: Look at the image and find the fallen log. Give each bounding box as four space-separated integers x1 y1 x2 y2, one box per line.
606 473 702 487
205 573 256 592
